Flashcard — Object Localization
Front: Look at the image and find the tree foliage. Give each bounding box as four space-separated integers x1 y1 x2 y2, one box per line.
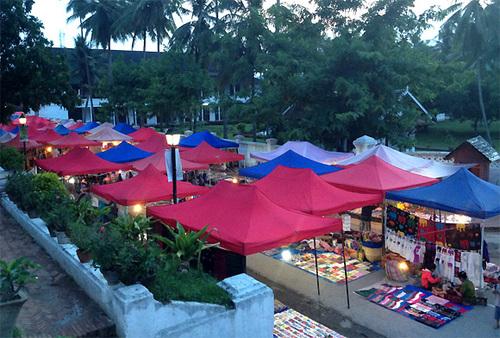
0 0 77 121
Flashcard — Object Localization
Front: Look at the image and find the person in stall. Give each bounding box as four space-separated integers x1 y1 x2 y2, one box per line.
421 263 441 290
457 271 476 305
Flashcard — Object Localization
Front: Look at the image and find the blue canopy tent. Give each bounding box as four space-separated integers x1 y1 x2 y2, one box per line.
8 126 19 134
54 124 71 135
240 150 342 179
96 141 153 163
75 121 99 134
386 168 500 220
179 130 239 148
114 122 136 135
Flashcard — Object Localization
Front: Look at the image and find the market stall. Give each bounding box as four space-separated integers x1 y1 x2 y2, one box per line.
131 151 208 173
240 150 341 179
322 156 438 194
91 165 209 215
113 122 137 135
251 140 353 165
74 121 99 134
179 130 239 148
48 133 100 149
337 144 472 178
384 168 500 292
135 133 168 153
128 127 163 142
96 141 153 163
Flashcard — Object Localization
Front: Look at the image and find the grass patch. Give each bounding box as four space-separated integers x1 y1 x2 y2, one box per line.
416 120 500 151
148 269 234 308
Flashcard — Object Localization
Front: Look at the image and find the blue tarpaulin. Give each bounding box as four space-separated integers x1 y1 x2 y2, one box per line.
386 168 500 219
239 150 341 179
179 130 239 148
96 141 153 163
54 125 71 135
8 126 19 134
75 121 99 134
114 122 136 135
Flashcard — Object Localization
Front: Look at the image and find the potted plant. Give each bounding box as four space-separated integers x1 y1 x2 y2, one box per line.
44 198 75 244
89 224 123 284
0 257 39 338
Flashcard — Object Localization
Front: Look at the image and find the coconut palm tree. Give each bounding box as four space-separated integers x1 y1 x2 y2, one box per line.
440 0 499 143
116 0 180 55
73 36 96 121
68 0 123 83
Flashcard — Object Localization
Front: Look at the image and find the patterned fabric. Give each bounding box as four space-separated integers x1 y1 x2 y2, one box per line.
358 284 471 329
273 309 345 338
264 249 380 284
387 205 417 237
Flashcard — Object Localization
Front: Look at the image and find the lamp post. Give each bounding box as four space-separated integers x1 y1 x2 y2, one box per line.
18 114 28 170
166 134 181 204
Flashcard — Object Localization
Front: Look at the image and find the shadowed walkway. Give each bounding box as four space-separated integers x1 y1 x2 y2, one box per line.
0 206 115 337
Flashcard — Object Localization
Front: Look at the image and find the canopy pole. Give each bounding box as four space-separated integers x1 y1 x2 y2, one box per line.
382 203 387 255
480 224 484 289
341 230 351 309
313 237 321 296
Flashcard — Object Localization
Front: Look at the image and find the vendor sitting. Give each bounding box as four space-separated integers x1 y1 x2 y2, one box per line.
421 263 441 290
458 271 476 305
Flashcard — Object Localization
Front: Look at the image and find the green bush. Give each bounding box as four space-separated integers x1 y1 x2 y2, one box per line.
0 257 40 302
148 267 233 307
68 221 95 252
5 172 35 211
44 197 76 232
0 147 24 171
31 173 69 217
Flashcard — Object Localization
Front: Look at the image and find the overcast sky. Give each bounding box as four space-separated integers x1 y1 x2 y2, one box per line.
31 0 455 52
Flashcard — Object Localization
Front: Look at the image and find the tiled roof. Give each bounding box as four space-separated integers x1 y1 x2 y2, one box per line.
466 136 500 162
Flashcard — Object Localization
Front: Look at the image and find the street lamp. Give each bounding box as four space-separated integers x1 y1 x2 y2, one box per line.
18 113 28 170
166 134 181 204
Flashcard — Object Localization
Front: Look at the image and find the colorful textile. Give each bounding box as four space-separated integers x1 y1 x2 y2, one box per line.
387 205 417 237
264 248 380 284
358 284 471 329
273 309 345 338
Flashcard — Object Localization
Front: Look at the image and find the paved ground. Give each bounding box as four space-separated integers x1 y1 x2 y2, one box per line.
0 206 115 338
248 253 499 338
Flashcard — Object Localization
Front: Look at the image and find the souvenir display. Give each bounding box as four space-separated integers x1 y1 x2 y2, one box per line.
356 284 471 329
273 309 345 338
264 248 380 284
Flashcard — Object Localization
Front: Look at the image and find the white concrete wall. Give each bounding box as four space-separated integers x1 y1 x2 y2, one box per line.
1 196 274 338
235 138 278 167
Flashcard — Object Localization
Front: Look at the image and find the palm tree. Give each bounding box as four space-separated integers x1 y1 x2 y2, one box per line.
440 0 499 143
116 0 179 55
73 36 96 121
70 0 123 83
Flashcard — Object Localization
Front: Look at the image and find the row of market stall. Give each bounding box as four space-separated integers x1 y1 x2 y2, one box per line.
2 115 499 323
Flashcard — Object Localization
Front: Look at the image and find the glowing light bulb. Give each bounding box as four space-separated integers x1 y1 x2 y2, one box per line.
398 261 409 272
68 177 75 184
231 177 238 184
46 146 53 153
132 204 143 213
281 250 292 262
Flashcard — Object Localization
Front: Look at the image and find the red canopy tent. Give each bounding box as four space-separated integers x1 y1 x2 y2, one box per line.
181 141 244 165
91 165 208 206
30 128 62 144
35 147 132 176
148 181 341 255
131 151 208 173
12 115 54 128
252 166 383 215
129 127 162 142
68 121 85 130
136 133 168 153
5 134 43 150
322 156 438 194
48 133 100 148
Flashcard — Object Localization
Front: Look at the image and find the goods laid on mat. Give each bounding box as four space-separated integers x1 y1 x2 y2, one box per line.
356 284 471 329
264 247 380 284
274 308 345 338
